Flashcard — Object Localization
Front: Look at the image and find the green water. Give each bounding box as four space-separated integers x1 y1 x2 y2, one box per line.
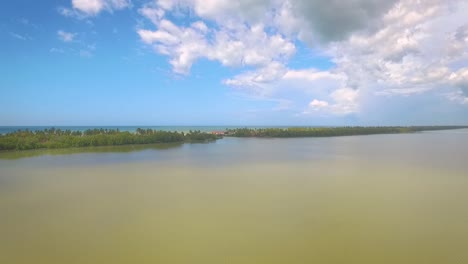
1 130 468 263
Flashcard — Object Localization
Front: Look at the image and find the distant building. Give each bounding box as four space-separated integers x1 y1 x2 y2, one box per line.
211 131 225 136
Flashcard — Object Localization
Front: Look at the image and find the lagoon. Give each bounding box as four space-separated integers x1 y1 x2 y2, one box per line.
1 129 468 263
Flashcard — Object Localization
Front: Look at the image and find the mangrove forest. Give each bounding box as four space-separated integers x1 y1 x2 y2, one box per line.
0 128 220 151
225 126 468 138
1 126 467 152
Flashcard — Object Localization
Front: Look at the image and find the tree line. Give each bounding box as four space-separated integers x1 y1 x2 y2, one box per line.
0 128 221 151
224 126 468 138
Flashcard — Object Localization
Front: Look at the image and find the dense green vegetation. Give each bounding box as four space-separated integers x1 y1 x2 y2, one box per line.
225 126 468 138
2 126 467 152
0 128 220 151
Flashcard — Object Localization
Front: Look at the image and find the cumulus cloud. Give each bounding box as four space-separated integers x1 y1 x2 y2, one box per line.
290 0 399 42
137 1 296 75
448 68 468 104
66 0 130 16
138 15 295 74
72 0 104 15
327 0 468 100
146 0 398 42
137 19 210 74
153 0 272 23
330 87 359 114
224 62 288 95
309 99 329 109
135 0 468 118
304 88 359 115
283 69 345 85
450 68 468 93
57 30 76 42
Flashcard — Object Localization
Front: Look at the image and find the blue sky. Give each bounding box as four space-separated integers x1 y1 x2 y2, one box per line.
1 0 467 126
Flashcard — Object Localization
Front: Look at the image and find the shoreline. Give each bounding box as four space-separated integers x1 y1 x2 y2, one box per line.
223 126 468 138
1 126 467 155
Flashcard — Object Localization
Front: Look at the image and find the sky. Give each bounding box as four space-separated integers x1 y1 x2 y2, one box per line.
1 0 467 126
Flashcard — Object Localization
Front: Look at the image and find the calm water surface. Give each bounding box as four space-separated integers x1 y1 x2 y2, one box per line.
1 130 468 263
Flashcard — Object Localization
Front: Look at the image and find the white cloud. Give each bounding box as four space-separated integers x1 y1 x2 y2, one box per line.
446 90 468 105
72 0 104 15
309 99 329 109
152 0 272 23
138 19 209 74
449 68 468 91
283 69 345 84
67 0 130 16
139 6 165 25
303 87 359 115
138 28 179 45
328 0 468 95
136 0 468 117
224 62 288 95
448 68 468 104
138 14 295 74
57 30 76 42
330 87 359 114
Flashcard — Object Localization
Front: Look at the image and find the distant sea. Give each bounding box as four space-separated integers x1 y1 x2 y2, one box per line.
0 126 304 135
